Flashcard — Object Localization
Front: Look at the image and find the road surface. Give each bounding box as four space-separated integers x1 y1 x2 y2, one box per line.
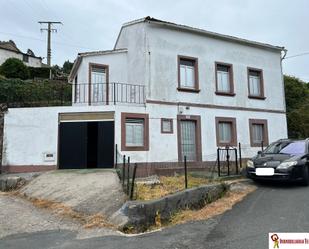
1 181 309 249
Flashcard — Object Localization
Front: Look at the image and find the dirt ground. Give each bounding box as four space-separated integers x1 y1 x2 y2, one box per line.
0 192 119 240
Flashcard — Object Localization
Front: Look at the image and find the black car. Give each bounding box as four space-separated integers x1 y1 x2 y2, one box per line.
246 139 309 185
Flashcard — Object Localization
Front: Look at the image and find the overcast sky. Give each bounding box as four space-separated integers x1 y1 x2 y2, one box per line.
0 0 308 81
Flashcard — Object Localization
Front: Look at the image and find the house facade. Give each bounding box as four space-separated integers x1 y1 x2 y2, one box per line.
1 17 288 175
0 40 42 67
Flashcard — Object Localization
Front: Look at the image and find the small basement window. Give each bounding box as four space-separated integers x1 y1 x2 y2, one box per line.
161 118 173 134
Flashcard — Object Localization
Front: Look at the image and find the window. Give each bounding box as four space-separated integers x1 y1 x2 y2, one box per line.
249 119 269 147
125 119 144 147
248 68 265 99
23 54 29 62
178 56 199 92
89 63 108 104
161 118 173 134
216 117 237 146
121 113 149 151
215 63 234 95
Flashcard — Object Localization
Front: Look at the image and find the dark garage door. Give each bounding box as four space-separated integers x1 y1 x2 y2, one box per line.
59 121 114 169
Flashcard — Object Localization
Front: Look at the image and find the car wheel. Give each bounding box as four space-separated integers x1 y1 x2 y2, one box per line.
301 166 309 186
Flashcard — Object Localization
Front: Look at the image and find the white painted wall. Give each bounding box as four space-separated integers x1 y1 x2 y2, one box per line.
2 104 287 167
145 23 285 112
0 49 42 67
72 51 128 105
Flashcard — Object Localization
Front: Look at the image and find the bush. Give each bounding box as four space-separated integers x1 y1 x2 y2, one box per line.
0 58 30 80
28 67 50 79
0 78 72 106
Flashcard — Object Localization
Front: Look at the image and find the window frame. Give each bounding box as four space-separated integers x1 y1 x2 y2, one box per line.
215 62 235 96
177 55 200 93
249 119 269 147
177 115 202 162
247 67 265 100
215 117 237 147
161 118 173 134
88 63 109 105
121 113 149 151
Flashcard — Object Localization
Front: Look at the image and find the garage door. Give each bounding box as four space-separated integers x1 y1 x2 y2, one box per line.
58 121 114 169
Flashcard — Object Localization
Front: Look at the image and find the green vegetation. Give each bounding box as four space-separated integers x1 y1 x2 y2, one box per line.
0 78 71 107
0 58 30 80
284 75 309 138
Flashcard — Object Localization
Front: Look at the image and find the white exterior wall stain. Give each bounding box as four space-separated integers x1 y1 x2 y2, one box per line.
0 49 42 67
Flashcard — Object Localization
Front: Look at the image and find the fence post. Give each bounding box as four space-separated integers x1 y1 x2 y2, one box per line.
127 157 130 195
130 163 137 200
113 83 116 105
226 148 230 176
184 156 188 189
122 155 126 187
235 148 238 175
238 142 242 170
261 141 264 151
217 148 221 177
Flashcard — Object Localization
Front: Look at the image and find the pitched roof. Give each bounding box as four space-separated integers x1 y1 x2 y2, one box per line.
0 40 21 53
118 16 284 52
0 40 42 58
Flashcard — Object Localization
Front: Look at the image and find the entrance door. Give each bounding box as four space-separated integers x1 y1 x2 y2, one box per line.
59 122 87 169
90 65 107 104
58 121 114 169
180 120 197 161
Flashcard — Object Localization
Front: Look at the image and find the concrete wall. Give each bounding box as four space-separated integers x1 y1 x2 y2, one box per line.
0 49 42 67
2 104 287 171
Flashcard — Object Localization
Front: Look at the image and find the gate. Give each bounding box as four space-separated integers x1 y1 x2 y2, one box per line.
217 147 240 176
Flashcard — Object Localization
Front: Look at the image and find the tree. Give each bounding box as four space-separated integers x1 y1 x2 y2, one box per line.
62 60 73 74
284 75 309 138
0 58 30 80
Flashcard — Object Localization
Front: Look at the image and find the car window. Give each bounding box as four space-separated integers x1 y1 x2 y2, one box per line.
264 141 306 156
280 141 306 155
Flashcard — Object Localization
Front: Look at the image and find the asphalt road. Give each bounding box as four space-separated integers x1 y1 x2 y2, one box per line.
2 181 309 249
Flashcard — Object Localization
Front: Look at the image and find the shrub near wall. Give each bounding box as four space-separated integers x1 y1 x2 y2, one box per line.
28 67 50 79
0 78 72 107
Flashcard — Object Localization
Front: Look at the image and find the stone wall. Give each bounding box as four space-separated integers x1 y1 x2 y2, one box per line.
110 183 227 232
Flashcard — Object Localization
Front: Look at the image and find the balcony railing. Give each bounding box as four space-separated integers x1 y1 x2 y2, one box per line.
74 82 145 105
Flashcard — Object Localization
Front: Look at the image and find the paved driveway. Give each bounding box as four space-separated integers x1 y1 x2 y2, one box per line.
2 181 309 249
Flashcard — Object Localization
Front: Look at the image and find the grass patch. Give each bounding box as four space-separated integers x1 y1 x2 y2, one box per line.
23 196 115 229
169 184 256 225
136 175 212 201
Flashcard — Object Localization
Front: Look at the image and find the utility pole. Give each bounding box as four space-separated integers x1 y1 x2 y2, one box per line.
38 21 62 79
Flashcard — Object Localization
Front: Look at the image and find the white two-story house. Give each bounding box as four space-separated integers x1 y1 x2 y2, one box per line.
1 17 287 175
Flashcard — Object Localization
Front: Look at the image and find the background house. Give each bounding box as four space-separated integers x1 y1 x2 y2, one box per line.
0 40 42 67
1 17 288 175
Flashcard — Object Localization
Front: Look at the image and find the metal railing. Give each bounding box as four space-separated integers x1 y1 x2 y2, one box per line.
74 82 145 105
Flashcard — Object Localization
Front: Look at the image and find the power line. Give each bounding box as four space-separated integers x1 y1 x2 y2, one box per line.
284 52 309 59
0 30 99 50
